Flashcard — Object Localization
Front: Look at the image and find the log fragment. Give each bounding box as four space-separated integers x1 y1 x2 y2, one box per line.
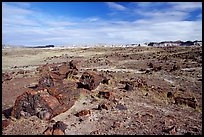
79 71 103 90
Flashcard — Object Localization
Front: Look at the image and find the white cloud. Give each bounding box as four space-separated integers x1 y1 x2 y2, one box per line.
135 10 188 22
11 2 31 8
106 2 126 11
2 2 202 46
169 2 202 11
2 3 33 15
135 2 154 7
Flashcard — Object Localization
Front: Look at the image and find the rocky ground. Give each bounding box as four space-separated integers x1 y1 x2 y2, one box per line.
2 46 202 135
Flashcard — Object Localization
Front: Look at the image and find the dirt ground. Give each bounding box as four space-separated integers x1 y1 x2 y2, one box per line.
2 46 202 135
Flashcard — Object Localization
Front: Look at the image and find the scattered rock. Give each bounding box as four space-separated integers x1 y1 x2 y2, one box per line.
2 72 12 83
148 62 153 68
101 77 110 85
98 91 112 99
98 103 109 110
79 71 103 90
43 121 67 135
2 119 10 130
145 69 152 74
38 74 54 88
170 64 179 72
37 110 51 120
135 78 147 88
17 70 28 75
174 97 198 109
43 127 53 135
124 82 134 91
75 109 91 117
53 121 67 132
167 92 174 98
69 60 80 71
52 128 65 135
120 78 147 89
162 126 177 135
115 103 127 110
112 121 121 128
148 62 162 71
11 89 66 120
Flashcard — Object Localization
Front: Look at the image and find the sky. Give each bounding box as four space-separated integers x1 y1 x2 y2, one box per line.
2 2 202 46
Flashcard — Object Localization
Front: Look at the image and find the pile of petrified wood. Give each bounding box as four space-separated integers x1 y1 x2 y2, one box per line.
11 60 105 120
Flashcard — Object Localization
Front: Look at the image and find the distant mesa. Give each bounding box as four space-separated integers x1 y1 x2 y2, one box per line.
147 40 202 47
31 45 55 48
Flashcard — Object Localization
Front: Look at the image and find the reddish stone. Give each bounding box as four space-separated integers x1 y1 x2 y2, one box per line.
53 121 67 132
49 72 63 81
98 91 112 99
43 127 53 135
69 60 80 71
79 71 103 90
75 109 91 117
2 72 12 83
98 103 109 110
43 121 67 135
135 78 147 88
2 119 10 130
52 129 65 135
11 89 62 120
38 74 54 88
11 61 81 120
58 64 69 75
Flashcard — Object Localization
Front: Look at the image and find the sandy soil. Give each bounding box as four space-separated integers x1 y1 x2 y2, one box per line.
2 46 202 135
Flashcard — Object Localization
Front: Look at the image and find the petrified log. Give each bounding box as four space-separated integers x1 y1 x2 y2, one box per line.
37 60 79 82
11 89 62 120
38 74 54 88
11 83 80 120
79 71 103 90
11 80 80 120
11 61 81 120
69 60 80 71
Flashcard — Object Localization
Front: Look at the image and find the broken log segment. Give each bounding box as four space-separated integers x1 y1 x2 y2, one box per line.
11 83 81 120
79 71 103 90
11 89 62 120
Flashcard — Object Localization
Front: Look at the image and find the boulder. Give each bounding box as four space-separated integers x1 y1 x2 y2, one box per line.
11 89 62 120
11 83 80 120
79 71 103 90
43 121 67 135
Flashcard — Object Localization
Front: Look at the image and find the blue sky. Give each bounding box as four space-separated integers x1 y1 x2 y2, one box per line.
2 2 202 46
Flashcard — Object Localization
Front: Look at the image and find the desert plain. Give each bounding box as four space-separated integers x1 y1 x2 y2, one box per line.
2 46 202 135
